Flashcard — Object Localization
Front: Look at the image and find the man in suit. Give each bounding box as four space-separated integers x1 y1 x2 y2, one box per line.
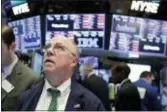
111 63 141 111
134 71 161 110
79 64 111 110
1 25 39 110
15 35 105 111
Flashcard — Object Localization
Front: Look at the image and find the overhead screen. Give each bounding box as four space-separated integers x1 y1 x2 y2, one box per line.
93 69 109 83
128 63 151 82
45 14 105 49
8 16 41 51
32 52 43 75
109 14 167 57
79 56 98 69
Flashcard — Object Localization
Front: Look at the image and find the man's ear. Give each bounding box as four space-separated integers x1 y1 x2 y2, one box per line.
70 57 78 68
9 42 16 52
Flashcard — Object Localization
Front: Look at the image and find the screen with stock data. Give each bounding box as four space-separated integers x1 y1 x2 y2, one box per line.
109 14 167 56
79 56 98 69
8 16 41 51
45 14 105 49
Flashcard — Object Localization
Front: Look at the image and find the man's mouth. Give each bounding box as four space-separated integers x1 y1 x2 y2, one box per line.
44 59 54 64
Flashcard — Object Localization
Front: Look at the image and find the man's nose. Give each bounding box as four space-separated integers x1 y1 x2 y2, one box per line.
46 46 54 56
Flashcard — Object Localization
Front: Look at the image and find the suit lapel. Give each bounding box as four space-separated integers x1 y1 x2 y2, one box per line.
1 61 22 101
27 81 45 111
65 80 85 111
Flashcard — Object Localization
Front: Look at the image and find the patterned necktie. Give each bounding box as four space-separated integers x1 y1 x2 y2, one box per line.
48 88 60 111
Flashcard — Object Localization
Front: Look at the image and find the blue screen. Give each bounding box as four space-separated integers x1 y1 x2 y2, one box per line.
32 53 43 75
8 16 41 51
79 56 98 69
45 14 105 49
162 86 167 107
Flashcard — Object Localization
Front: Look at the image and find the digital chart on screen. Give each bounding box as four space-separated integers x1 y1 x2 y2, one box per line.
45 14 105 49
109 14 167 57
8 16 41 51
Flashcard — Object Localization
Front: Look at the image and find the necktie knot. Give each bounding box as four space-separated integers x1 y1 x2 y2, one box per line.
48 88 60 96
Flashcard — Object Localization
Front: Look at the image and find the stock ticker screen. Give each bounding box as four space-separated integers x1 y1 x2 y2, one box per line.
8 16 41 51
45 14 105 49
109 14 167 56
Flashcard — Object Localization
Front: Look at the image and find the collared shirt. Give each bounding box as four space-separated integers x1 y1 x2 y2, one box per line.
87 71 94 78
2 55 18 81
36 78 71 111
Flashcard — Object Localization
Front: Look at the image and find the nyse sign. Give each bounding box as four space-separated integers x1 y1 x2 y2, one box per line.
12 3 30 15
131 1 159 14
77 38 99 48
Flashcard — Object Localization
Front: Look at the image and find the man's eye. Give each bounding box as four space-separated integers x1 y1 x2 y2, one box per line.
54 45 65 50
44 44 51 49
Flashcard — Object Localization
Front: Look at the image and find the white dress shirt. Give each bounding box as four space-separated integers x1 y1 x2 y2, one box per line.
36 78 71 111
2 55 18 81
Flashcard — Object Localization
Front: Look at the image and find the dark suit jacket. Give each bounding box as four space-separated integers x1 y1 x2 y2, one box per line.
15 78 105 111
134 79 161 110
115 79 141 111
1 61 39 111
83 74 111 110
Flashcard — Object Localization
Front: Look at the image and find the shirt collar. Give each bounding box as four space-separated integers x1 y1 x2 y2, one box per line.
120 78 129 88
87 71 94 78
45 78 71 95
2 55 18 79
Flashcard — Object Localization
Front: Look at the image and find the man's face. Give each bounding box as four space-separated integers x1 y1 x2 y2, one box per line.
43 37 77 75
2 40 11 66
146 76 152 84
80 69 90 78
111 67 121 84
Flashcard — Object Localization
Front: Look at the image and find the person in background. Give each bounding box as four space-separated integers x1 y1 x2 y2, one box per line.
111 63 141 111
79 64 111 110
134 71 161 110
15 36 105 111
1 25 39 111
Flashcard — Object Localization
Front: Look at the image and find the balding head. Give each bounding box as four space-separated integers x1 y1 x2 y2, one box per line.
43 35 79 87
49 35 79 58
79 64 93 78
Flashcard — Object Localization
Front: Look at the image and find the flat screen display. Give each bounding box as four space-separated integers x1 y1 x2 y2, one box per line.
98 69 109 83
109 14 167 57
8 16 41 51
162 86 167 107
32 53 43 75
45 14 105 49
79 56 98 69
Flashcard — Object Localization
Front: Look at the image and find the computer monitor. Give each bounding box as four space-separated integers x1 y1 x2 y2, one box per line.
8 15 42 51
109 14 167 57
79 56 98 69
98 69 109 83
162 86 167 108
45 14 105 49
32 52 43 75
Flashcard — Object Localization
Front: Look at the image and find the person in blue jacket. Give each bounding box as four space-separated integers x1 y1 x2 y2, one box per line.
134 71 161 111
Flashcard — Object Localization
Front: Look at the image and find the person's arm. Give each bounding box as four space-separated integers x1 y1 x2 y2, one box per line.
151 87 162 110
14 94 24 111
96 102 106 111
